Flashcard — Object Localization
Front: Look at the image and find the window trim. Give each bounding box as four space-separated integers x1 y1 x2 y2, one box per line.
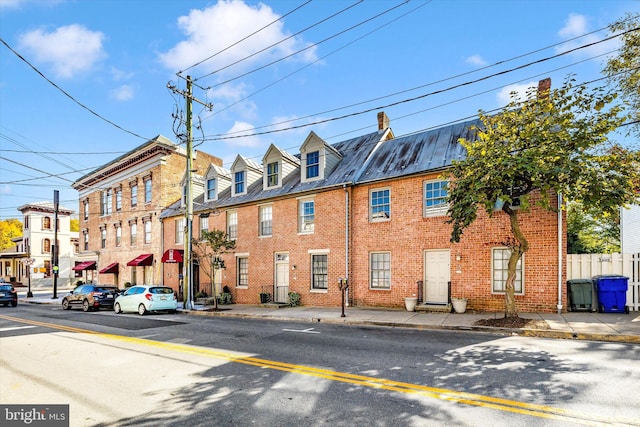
423 179 449 217
310 253 328 292
305 150 320 180
259 204 272 237
491 247 524 295
227 210 238 240
236 256 249 289
370 188 391 222
369 251 391 290
266 161 279 188
233 170 246 196
298 197 315 234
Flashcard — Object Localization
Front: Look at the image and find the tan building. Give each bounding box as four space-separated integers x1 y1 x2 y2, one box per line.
71 135 221 287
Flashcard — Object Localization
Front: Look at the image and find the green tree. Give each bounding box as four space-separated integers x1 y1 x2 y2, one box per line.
192 229 236 310
567 201 620 254
603 12 640 139
0 219 22 251
447 77 639 318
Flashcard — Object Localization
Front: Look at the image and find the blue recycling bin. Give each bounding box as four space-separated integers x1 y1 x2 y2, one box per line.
593 275 629 314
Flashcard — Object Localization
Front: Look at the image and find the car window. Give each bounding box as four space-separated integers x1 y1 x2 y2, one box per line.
96 287 117 292
150 287 173 294
0 285 12 291
77 285 88 293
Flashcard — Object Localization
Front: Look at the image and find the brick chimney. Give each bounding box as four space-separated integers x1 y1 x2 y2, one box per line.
537 78 551 99
377 111 389 131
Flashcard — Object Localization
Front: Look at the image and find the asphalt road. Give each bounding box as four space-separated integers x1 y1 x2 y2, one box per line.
1 304 639 427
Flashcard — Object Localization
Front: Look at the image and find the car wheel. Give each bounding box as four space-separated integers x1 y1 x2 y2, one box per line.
62 299 70 310
82 299 91 312
137 304 147 316
114 302 122 314
11 301 17 307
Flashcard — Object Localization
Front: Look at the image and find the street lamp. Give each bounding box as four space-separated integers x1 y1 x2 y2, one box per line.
21 257 35 297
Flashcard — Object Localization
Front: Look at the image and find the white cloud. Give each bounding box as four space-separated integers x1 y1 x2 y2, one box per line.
554 13 616 58
465 54 488 67
18 24 106 78
496 81 538 106
110 84 134 101
224 121 264 148
0 0 64 9
158 0 318 79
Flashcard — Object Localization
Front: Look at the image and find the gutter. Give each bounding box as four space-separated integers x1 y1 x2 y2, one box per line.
557 193 563 313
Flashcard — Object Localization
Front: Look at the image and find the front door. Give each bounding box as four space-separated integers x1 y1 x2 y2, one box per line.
424 250 450 304
274 252 289 303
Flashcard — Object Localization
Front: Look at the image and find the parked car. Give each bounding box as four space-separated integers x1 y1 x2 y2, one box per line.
0 284 18 307
114 285 178 315
61 284 120 312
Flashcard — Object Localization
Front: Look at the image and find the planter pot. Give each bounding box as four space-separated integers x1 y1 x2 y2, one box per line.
451 298 468 314
404 297 418 312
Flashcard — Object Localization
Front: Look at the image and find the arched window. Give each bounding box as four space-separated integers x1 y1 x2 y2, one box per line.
43 216 51 229
43 238 51 253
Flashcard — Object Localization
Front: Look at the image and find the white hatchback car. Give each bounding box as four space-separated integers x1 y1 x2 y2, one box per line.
114 285 178 315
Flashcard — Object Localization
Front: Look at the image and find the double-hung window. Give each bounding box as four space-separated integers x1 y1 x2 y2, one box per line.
175 218 184 244
311 254 328 290
206 178 216 200
144 220 151 244
370 252 391 289
306 151 319 179
370 188 390 221
227 211 238 240
423 180 448 216
267 162 279 187
299 199 315 233
234 171 245 195
144 179 152 204
237 257 248 287
130 223 137 246
259 205 272 237
492 248 524 294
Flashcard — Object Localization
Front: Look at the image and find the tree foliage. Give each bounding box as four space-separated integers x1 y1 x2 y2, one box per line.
192 229 236 310
567 201 620 254
447 77 639 318
0 219 22 251
603 12 640 139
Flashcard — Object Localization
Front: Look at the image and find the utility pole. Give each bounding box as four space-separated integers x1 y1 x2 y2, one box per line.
167 76 212 310
52 189 59 299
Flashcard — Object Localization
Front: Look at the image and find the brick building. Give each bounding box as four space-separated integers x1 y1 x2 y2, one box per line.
160 112 567 313
71 135 222 287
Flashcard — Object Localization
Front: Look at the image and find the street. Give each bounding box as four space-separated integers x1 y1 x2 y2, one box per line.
1 304 639 427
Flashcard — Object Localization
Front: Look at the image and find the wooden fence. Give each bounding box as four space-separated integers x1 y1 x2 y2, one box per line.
567 253 640 312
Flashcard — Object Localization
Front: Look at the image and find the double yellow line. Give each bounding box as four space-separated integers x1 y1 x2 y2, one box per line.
2 314 638 426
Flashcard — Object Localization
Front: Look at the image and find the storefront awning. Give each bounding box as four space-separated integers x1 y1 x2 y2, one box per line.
161 249 184 263
126 254 153 267
99 262 119 274
72 261 96 271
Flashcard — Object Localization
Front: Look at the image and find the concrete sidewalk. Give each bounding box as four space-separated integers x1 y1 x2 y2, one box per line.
15 289 640 344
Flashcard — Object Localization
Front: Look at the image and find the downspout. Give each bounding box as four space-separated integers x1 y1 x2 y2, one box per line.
557 192 563 313
344 184 349 306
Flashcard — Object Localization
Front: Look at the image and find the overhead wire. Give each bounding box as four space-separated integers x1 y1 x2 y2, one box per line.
194 0 365 82
201 27 637 142
198 1 409 88
180 0 314 77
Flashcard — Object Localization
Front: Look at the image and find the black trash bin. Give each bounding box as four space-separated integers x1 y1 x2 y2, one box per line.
567 279 593 312
592 275 629 314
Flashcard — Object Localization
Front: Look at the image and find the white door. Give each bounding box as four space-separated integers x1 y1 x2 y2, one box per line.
424 250 450 304
274 253 289 303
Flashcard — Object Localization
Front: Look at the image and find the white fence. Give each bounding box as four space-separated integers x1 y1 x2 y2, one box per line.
567 253 640 312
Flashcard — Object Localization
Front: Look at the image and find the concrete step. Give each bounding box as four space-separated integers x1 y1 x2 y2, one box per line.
415 303 452 313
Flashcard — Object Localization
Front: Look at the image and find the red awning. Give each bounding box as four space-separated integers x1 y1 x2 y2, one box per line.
161 249 184 263
126 254 153 267
72 261 96 271
99 262 119 274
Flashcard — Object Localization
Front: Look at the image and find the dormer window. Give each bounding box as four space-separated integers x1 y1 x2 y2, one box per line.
234 171 245 195
206 178 216 200
267 162 279 187
306 151 319 179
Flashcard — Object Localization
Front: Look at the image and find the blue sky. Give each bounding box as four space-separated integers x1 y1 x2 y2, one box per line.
1 0 638 219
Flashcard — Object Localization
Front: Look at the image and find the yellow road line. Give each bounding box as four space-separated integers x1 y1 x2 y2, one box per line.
2 314 638 426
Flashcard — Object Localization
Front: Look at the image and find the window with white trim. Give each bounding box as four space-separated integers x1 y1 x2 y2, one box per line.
492 247 524 294
175 218 184 244
306 150 319 179
423 180 448 216
234 171 245 195
370 188 390 221
370 252 391 289
144 178 152 204
115 224 122 247
259 205 272 237
199 215 209 239
311 254 328 290
237 257 248 287
131 183 138 207
115 187 122 211
267 162 279 187
227 210 238 240
206 178 216 200
298 198 315 233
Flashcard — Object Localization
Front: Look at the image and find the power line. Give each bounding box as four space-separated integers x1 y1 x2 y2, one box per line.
180 0 314 78
201 28 637 142
199 1 409 88
0 38 150 142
